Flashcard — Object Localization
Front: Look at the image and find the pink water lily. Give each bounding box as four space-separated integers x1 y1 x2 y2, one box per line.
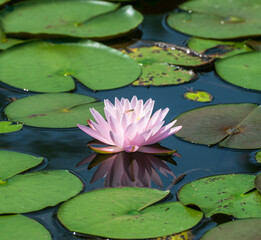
77 96 182 154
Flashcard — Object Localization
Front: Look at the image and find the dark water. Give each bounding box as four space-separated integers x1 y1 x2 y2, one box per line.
0 12 261 240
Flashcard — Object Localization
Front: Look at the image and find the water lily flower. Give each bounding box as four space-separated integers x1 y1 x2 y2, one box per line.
77 96 182 154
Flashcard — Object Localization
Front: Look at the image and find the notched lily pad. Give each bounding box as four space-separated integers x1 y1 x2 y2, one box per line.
215 51 261 91
174 103 261 149
178 174 261 218
0 150 43 180
57 187 203 239
4 93 105 128
0 215 51 240
167 0 261 39
201 218 261 240
255 173 261 194
0 170 83 214
184 90 213 102
0 121 23 133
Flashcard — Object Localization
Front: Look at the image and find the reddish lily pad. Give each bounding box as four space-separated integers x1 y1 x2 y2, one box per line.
184 90 213 102
174 103 261 149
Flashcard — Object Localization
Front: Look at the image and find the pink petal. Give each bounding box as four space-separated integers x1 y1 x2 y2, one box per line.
109 130 124 149
89 145 123 154
138 146 178 155
124 145 139 152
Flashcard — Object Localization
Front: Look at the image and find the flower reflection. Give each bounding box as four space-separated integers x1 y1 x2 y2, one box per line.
78 148 180 188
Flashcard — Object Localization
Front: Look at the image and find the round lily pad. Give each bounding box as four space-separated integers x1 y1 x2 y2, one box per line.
5 93 104 128
1 0 143 39
178 174 261 218
255 173 261 194
0 150 43 180
0 170 83 214
215 51 261 91
0 38 24 50
174 103 261 149
0 215 51 240
167 0 261 39
0 40 141 92
187 37 252 58
0 121 23 133
57 187 203 239
255 150 261 164
184 90 213 102
201 219 261 240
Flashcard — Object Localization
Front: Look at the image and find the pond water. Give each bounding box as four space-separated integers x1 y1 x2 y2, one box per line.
0 7 261 240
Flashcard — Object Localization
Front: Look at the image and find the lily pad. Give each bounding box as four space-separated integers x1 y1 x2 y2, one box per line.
0 170 83 214
184 90 213 102
255 173 261 194
167 0 261 39
215 51 261 91
0 40 141 92
4 93 105 128
201 218 261 240
174 103 261 149
0 121 23 133
57 187 203 239
132 63 197 86
1 0 143 39
0 215 51 240
187 37 252 58
152 230 194 240
0 0 9 5
0 38 24 50
178 174 261 218
0 150 43 180
255 150 261 164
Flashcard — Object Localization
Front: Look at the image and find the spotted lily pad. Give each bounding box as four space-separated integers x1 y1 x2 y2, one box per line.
5 93 104 128
174 103 261 149
215 51 261 91
201 218 261 240
184 90 213 102
57 187 203 239
0 215 51 240
167 0 261 39
178 174 261 218
1 0 143 39
0 40 141 92
0 121 23 133
0 170 83 214
0 150 43 180
255 173 261 194
187 37 252 58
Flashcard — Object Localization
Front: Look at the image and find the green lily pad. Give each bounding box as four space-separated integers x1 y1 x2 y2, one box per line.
215 51 261 91
0 0 9 5
0 38 24 50
57 187 203 239
151 230 194 240
0 170 83 214
188 37 252 58
0 121 23 133
255 173 261 194
5 93 104 128
0 215 51 240
167 0 261 39
255 150 261 164
178 174 261 218
174 103 261 149
0 40 141 92
201 218 261 240
0 150 43 180
184 90 213 102
132 63 197 86
1 0 143 39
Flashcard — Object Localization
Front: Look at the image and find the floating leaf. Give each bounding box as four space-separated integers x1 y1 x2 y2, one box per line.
184 90 213 102
1 0 143 39
255 173 261 194
187 37 252 58
215 51 261 91
201 218 261 240
0 215 51 240
174 103 261 149
132 63 197 86
58 187 203 239
167 0 261 39
0 150 43 180
151 230 194 240
0 170 82 214
255 150 261 164
178 174 261 218
0 121 23 133
0 0 9 5
0 40 141 92
5 93 105 128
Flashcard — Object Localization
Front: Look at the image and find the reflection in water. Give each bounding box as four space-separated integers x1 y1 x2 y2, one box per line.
78 151 178 188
